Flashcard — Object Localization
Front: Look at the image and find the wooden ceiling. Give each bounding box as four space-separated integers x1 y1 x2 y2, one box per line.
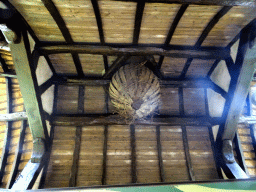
3 0 256 79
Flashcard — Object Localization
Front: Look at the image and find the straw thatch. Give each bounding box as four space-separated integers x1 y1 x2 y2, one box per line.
109 62 160 121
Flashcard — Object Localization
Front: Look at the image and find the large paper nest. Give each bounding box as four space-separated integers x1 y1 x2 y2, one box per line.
109 62 160 122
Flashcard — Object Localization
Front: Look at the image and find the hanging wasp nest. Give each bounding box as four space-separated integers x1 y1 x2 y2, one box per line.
109 61 160 122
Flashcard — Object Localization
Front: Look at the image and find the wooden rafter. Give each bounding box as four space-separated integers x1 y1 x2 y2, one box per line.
133 1 145 44
158 4 188 69
180 6 232 79
40 0 84 77
91 0 109 71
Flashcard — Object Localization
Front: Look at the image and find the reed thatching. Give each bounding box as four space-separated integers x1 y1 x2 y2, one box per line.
109 62 160 121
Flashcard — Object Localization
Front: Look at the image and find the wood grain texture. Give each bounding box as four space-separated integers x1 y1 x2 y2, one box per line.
9 0 64 41
98 0 136 43
57 85 79 114
139 4 180 44
49 54 77 75
79 54 104 76
171 5 221 45
203 6 256 46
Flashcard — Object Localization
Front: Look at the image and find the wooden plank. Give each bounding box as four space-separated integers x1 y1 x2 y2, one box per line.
52 115 221 126
38 44 230 60
0 112 27 121
0 77 12 184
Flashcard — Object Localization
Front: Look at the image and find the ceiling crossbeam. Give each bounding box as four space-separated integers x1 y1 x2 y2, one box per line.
38 44 230 60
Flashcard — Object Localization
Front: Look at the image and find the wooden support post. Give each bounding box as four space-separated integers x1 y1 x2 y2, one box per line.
0 77 12 184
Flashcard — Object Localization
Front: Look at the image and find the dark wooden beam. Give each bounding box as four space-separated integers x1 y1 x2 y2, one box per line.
114 0 256 6
38 44 230 60
40 0 84 77
52 77 226 95
133 1 145 44
1 1 39 44
38 76 55 95
156 126 165 182
103 56 129 79
101 125 108 185
7 119 27 189
69 85 84 187
179 58 192 79
180 6 232 79
0 54 9 73
178 87 195 181
207 59 221 77
0 77 12 184
130 124 137 183
38 84 59 189
52 114 222 127
91 0 105 44
157 4 188 69
195 6 232 47
43 54 57 75
182 126 195 181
